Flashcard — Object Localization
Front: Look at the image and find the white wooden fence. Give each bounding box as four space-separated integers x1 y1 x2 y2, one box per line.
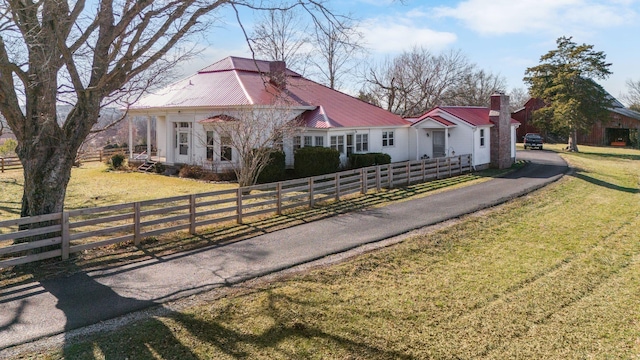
0 155 472 268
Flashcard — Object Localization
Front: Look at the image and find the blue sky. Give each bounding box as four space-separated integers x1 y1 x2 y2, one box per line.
182 0 640 105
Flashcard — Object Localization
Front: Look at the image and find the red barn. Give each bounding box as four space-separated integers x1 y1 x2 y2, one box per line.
512 97 640 147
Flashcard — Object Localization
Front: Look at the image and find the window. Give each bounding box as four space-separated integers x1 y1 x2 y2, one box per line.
315 136 324 147
220 135 232 161
382 131 394 147
293 136 302 151
178 132 189 155
330 135 344 153
346 134 354 156
206 131 215 161
304 136 313 147
479 129 485 147
356 134 369 152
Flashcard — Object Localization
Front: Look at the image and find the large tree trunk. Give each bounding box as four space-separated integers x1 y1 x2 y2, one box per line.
567 128 579 152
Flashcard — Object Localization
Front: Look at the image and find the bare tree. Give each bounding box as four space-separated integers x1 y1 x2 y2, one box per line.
249 7 309 72
442 69 507 107
307 18 365 90
365 47 473 117
622 79 640 112
204 103 300 187
507 87 530 113
0 1 343 226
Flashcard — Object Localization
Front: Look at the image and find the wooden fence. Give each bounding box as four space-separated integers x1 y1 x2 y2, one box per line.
0 148 127 173
0 156 21 172
0 155 472 268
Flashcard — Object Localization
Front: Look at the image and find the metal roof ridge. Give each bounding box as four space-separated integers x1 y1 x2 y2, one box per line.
318 105 332 127
234 70 254 105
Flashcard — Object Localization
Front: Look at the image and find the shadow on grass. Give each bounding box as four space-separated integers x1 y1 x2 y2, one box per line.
569 172 639 194
40 270 188 360
61 288 415 359
576 151 640 161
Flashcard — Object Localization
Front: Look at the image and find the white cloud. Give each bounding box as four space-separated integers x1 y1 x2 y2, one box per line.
359 18 457 53
433 0 637 36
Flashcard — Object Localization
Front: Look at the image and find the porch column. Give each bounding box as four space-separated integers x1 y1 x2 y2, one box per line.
415 128 420 160
128 116 133 159
146 116 152 159
445 128 450 156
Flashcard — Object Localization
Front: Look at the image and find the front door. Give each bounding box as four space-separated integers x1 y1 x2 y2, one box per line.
433 130 446 158
175 122 191 163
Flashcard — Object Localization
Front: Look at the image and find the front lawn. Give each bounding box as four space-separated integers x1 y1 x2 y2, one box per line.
0 162 236 220
16 145 640 359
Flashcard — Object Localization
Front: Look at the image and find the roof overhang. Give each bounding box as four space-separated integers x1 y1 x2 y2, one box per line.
411 115 457 129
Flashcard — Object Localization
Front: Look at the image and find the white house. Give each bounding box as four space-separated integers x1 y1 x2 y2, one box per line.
127 56 518 172
407 93 519 170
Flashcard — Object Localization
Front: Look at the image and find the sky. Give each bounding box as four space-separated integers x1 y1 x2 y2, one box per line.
180 0 640 105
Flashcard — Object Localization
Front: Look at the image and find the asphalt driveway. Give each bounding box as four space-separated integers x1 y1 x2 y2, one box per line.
0 150 567 352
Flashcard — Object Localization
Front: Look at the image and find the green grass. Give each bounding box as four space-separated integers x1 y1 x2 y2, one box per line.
12 145 640 359
0 162 236 219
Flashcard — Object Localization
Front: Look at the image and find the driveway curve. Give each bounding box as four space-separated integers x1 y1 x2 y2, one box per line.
0 150 567 351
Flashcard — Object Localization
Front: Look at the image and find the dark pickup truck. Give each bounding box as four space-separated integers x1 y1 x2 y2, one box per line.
523 133 544 150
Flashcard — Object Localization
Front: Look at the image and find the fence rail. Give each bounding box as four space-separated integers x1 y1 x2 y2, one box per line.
0 154 472 268
0 148 128 173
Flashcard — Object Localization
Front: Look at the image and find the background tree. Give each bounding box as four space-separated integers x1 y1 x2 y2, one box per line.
249 7 309 73
0 0 342 226
507 87 530 113
307 18 365 90
364 47 476 117
622 79 640 112
524 36 612 152
204 103 300 188
442 69 507 107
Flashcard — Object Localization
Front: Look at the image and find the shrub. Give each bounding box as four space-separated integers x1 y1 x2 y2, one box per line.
294 147 340 177
349 152 392 169
108 153 126 170
257 150 286 184
154 162 166 174
0 138 17 157
178 165 206 179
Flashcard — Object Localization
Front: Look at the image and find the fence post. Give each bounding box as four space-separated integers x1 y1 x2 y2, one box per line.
236 188 243 224
308 178 315 208
422 159 426 182
1 157 4 173
459 155 462 174
99 150 103 163
448 157 452 177
376 166 381 192
61 211 70 260
361 168 367 194
189 194 196 235
277 182 283 215
436 158 440 179
335 173 341 201
406 162 410 186
134 202 141 246
388 164 393 188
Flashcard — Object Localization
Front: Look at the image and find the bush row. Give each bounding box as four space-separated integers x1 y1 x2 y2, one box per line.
348 153 391 169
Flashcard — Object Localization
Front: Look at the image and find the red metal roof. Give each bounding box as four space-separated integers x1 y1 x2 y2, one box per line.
413 106 519 127
199 114 240 123
131 56 408 129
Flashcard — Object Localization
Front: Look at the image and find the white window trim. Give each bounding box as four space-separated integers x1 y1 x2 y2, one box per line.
382 130 395 147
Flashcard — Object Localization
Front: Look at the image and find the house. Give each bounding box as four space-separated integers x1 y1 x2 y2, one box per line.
127 56 411 169
127 56 519 172
407 93 520 169
512 96 640 146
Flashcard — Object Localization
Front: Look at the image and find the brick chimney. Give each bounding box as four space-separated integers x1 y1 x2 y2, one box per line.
489 93 513 169
269 61 287 90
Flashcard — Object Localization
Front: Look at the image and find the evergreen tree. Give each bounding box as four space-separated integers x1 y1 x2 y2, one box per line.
524 36 612 152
